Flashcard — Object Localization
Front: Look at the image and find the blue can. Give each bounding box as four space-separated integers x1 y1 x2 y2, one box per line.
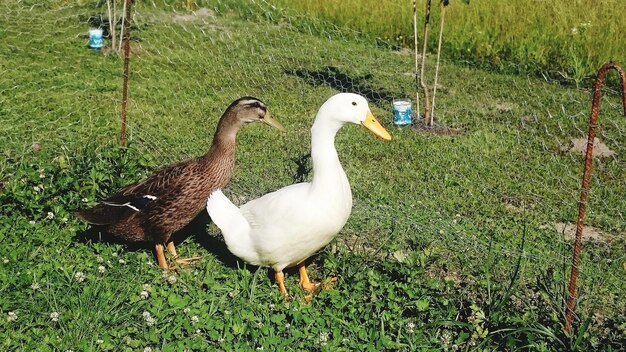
88 28 104 49
392 99 413 125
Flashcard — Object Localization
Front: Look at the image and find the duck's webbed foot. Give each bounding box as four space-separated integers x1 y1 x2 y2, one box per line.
297 262 322 292
298 262 337 302
167 241 202 266
274 270 291 300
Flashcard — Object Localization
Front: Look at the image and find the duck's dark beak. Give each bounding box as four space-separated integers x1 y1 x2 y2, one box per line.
262 113 287 133
362 111 392 141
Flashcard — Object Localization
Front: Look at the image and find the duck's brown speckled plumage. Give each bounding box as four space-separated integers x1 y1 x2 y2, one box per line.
74 97 280 266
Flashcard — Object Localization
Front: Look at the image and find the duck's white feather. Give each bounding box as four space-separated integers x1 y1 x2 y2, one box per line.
207 93 389 273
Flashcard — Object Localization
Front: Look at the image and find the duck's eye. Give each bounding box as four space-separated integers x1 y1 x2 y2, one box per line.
352 102 357 106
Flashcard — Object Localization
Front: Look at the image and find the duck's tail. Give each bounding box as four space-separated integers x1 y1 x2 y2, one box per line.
206 189 251 238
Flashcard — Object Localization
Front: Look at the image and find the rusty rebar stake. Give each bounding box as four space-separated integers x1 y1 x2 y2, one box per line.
564 62 626 335
120 0 133 147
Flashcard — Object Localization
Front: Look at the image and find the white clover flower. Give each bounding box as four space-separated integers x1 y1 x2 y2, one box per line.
7 311 17 322
46 212 54 220
39 172 46 179
30 281 40 290
118 259 126 264
98 265 106 273
33 186 41 192
319 332 329 346
139 291 149 300
29 220 36 225
256 347 264 351
142 284 152 292
183 308 190 314
571 27 579 34
407 322 416 334
50 312 59 322
96 339 104 344
143 348 153 352
74 271 85 282
285 323 291 328
190 315 199 325
96 255 104 263
2 257 8 264
112 252 118 257
82 198 88 202
166 275 177 284
146 261 154 266
218 338 225 344
142 311 155 326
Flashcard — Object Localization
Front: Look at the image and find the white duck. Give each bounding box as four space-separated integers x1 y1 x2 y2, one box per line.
206 93 391 298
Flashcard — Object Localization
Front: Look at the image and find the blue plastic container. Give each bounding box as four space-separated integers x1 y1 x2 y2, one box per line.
392 99 413 125
88 28 104 49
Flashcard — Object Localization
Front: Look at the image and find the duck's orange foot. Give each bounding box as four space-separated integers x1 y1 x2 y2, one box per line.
275 271 292 301
322 276 338 290
174 256 202 265
301 280 322 292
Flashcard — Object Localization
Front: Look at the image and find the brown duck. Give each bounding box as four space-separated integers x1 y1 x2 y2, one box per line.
74 97 285 269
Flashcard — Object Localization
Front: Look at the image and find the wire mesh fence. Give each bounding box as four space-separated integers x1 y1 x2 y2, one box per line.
2 0 625 348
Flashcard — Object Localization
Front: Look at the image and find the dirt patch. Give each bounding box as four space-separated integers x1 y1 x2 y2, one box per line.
560 137 616 158
172 8 215 23
541 222 613 243
502 196 535 213
426 264 462 285
393 48 419 57
495 102 515 112
411 119 464 136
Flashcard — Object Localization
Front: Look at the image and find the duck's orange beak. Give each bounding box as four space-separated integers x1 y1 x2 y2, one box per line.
361 112 392 141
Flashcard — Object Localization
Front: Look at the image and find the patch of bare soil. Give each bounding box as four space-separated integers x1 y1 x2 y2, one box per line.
495 102 515 112
411 119 464 136
502 196 536 213
559 137 616 158
172 8 215 23
541 222 614 243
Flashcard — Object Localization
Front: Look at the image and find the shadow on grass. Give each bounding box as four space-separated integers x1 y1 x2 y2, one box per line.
74 210 243 269
291 152 312 183
284 66 396 104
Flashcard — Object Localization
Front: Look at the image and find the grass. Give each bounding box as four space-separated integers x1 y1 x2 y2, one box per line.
1 1 625 350
209 0 626 85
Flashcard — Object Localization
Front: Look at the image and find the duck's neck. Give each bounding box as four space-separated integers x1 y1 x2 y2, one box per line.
200 118 239 185
310 118 347 191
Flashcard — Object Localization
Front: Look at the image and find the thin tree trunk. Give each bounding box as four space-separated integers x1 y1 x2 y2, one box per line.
420 0 433 126
118 0 127 53
413 0 421 120
106 0 117 51
431 2 446 119
120 0 133 146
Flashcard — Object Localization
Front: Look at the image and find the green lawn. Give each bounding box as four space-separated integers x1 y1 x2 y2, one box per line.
213 0 626 84
1 1 625 351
